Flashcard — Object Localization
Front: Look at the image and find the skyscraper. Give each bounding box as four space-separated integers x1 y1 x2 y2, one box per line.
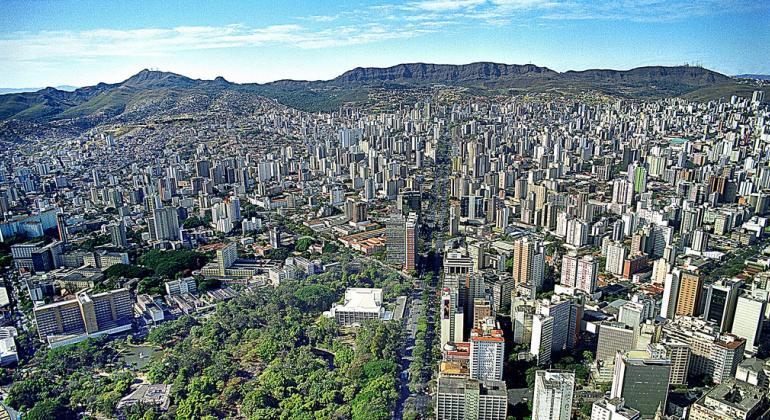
532 370 575 420
435 377 507 420
731 289 768 354
404 212 418 272
148 206 180 241
675 270 703 317
596 322 637 363
387 211 418 271
561 253 598 294
610 348 671 418
108 220 128 249
386 212 406 266
702 278 741 332
56 212 69 244
512 237 534 287
469 327 505 381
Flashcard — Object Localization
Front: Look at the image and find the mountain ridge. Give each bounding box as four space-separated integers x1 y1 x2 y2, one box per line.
0 62 762 129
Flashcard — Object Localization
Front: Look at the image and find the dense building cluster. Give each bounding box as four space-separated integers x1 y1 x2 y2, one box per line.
0 86 769 419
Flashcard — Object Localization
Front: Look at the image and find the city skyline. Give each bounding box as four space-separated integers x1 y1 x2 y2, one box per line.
1 0 769 88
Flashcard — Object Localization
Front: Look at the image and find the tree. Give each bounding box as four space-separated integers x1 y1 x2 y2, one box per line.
104 264 153 279
24 398 74 420
295 237 312 252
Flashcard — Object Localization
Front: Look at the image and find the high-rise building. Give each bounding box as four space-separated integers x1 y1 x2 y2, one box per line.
532 370 575 420
591 397 641 420
472 298 492 329
216 242 237 276
386 212 406 266
148 206 180 241
662 317 746 384
469 327 505 381
56 212 69 244
662 339 690 386
435 377 507 420
605 242 627 276
675 270 703 317
440 284 466 348
512 237 543 289
386 212 417 271
404 212 418 272
596 323 637 363
108 220 128 248
530 314 554 366
512 237 534 287
731 289 768 354
33 288 133 348
703 278 741 332
561 253 598 294
610 348 671 418
660 270 681 319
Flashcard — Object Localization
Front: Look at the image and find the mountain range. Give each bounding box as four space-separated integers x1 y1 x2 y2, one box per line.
0 85 78 95
0 62 764 130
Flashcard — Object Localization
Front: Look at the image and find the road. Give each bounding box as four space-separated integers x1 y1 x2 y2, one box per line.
394 118 452 420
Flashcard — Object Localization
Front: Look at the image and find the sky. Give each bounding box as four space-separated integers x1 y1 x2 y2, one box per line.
1 0 769 88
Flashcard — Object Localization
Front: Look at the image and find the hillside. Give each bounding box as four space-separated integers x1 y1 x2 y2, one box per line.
0 63 759 130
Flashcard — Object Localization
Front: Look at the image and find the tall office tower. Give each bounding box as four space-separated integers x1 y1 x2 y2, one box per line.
216 242 237 276
662 339 691 385
660 270 681 319
269 226 282 248
561 253 598 294
619 295 655 332
347 200 368 223
662 245 677 265
566 218 590 247
449 204 460 237
469 328 505 381
731 289 768 354
675 270 703 317
444 251 474 276
397 190 421 216
703 278 741 332
530 314 554 366
596 322 637 363
440 286 465 348
108 221 128 248
435 377 507 420
512 237 533 287
472 299 492 329
386 212 406 267
633 165 647 193
612 179 634 205
529 297 583 367
691 229 709 252
532 370 575 420
531 246 545 292
612 219 625 241
591 398 641 420
610 348 671 418
56 212 69 244
512 237 543 288
404 212 418 272
149 206 180 241
512 298 535 345
605 242 627 276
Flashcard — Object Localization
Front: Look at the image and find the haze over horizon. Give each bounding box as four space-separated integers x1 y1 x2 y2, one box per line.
1 0 769 88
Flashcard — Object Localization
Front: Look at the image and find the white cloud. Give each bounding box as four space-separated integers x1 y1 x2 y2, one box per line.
0 22 433 63
409 0 486 11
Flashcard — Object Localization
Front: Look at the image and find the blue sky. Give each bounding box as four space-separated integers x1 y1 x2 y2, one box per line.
1 0 769 87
